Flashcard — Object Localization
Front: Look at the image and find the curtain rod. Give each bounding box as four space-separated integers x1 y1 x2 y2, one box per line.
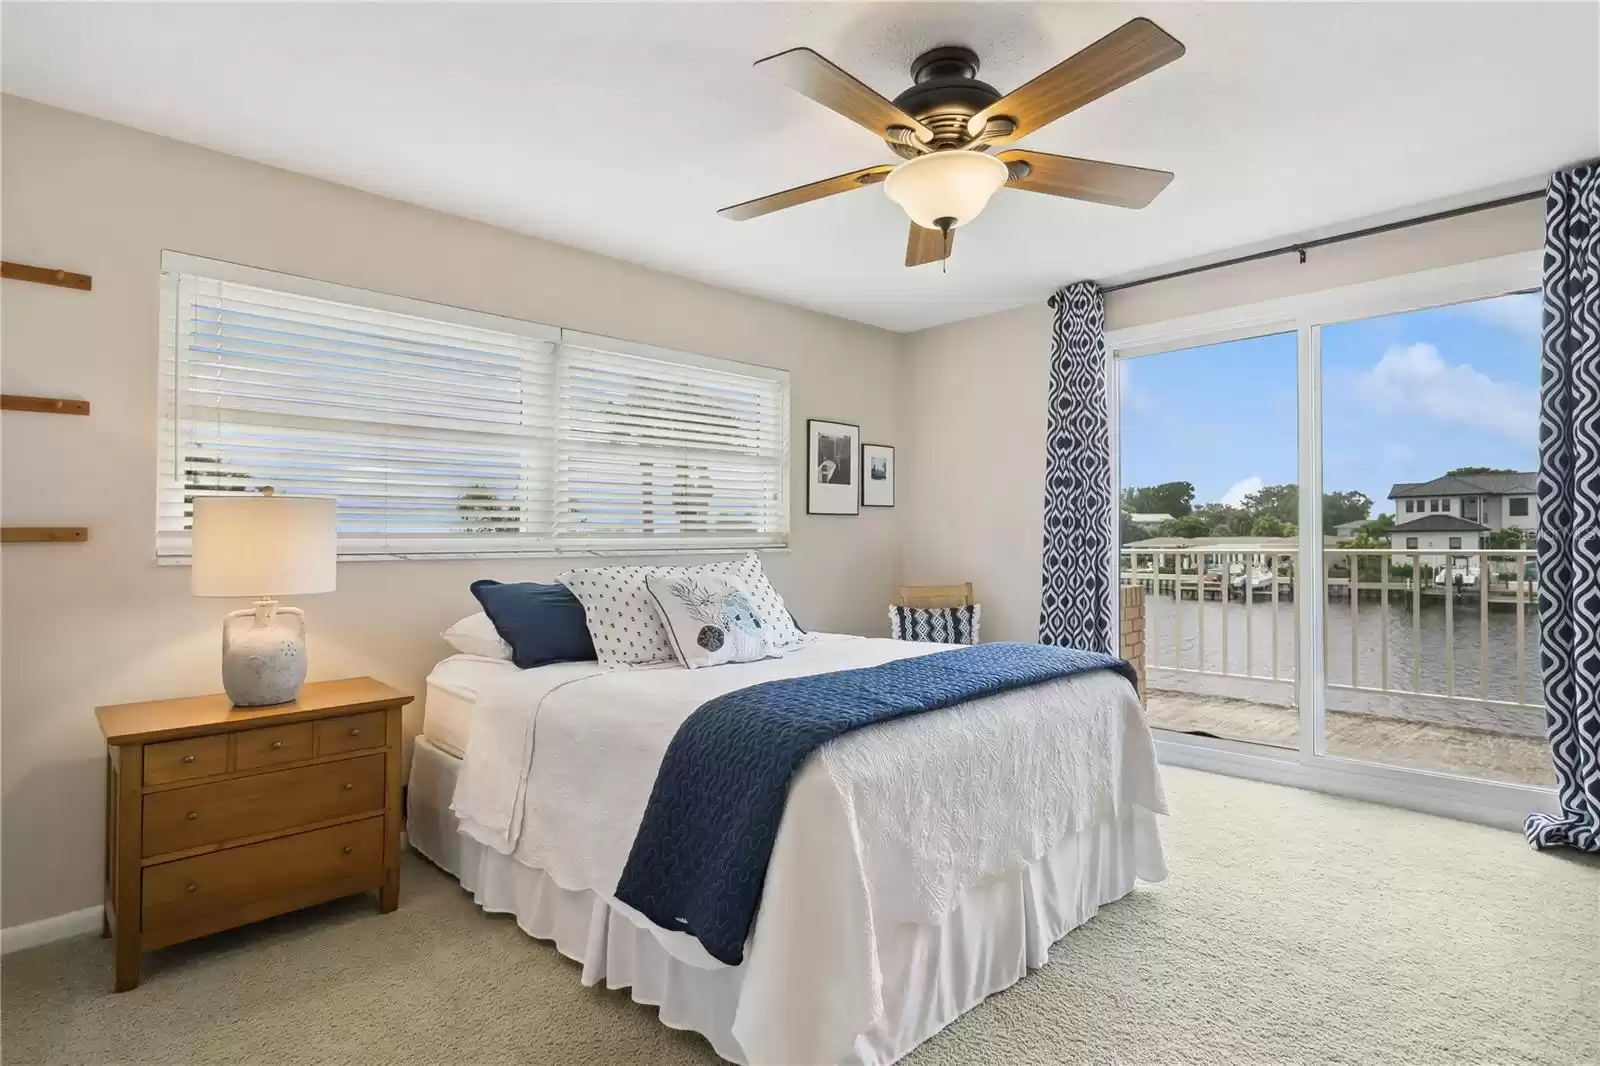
1099 189 1545 295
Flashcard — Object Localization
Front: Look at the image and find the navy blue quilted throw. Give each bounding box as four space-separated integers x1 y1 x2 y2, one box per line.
613 642 1137 964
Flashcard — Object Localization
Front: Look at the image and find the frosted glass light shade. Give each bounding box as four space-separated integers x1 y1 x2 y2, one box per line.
191 495 337 597
884 151 1009 230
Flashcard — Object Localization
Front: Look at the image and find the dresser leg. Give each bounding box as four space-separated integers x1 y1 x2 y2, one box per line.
100 909 110 938
113 933 141 992
111 743 144 992
378 873 399 913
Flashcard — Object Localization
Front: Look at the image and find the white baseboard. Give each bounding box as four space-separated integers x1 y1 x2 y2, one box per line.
2 843 415 956
1 905 102 955
1155 731 1556 832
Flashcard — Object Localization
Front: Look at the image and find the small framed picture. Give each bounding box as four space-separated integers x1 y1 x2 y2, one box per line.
807 418 860 515
861 443 895 508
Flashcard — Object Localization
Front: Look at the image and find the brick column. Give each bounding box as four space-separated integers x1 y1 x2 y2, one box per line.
1118 584 1146 706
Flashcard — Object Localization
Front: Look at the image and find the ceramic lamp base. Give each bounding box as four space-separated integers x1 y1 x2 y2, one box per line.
221 600 307 707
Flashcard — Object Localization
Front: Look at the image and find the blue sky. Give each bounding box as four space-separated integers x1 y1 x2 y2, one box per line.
1118 291 1541 517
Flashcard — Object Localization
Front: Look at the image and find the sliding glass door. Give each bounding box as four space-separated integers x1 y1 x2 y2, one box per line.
1110 253 1550 803
1116 330 1300 748
1318 292 1551 787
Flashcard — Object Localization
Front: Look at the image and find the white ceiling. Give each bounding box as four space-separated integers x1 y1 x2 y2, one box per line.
3 3 1596 332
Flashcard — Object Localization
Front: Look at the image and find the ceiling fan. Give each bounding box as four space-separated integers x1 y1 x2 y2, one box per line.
718 18 1185 268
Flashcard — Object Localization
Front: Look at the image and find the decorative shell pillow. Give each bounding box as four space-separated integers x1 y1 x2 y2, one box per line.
703 552 806 649
645 572 781 669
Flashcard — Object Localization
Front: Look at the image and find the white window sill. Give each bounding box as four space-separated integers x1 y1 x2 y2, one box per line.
156 545 791 566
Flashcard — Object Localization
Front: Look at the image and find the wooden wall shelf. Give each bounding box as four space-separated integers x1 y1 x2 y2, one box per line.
2 527 89 544
1 394 91 416
1 260 92 291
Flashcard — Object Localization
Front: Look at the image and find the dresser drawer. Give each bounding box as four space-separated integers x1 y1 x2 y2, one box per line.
143 735 229 785
316 711 386 756
142 816 384 930
142 753 386 858
234 722 315 771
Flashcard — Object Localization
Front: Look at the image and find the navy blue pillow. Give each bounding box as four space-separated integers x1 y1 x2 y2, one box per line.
470 580 597 670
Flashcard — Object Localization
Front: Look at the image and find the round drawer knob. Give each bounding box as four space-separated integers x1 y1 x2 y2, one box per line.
343 782 354 791
270 741 283 750
185 811 199 821
348 728 361 737
185 883 198 894
181 755 196 764
342 845 354 855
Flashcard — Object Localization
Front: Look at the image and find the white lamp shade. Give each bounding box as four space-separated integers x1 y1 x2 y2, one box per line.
884 151 1010 230
191 495 337 598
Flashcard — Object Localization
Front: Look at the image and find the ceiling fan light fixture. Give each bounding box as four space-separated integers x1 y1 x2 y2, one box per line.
884 150 1009 230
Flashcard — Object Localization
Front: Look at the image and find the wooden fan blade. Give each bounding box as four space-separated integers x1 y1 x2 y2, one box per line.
906 222 953 267
967 18 1184 146
718 166 893 221
755 48 933 143
998 149 1173 209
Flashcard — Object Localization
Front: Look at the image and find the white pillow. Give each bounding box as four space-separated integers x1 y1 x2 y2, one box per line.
559 554 802 667
703 553 805 648
645 572 781 669
440 612 512 660
558 565 680 666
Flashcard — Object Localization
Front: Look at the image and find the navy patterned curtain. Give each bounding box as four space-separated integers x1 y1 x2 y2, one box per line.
1038 281 1114 653
1527 162 1600 853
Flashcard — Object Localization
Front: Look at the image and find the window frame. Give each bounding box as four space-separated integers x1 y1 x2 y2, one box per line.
155 252 792 563
1508 496 1530 517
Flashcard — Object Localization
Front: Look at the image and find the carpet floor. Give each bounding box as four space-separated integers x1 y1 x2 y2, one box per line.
3 767 1595 1066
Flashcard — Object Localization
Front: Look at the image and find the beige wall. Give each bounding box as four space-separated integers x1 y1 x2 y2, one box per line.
899 199 1544 643
0 97 904 929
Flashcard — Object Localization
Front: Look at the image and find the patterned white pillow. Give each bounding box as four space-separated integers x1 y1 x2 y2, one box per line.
560 553 803 667
558 565 678 666
702 553 805 648
645 572 781 669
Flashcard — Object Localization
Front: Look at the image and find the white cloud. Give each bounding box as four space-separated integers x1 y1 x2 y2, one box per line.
1449 292 1542 339
1221 475 1264 507
1353 342 1537 445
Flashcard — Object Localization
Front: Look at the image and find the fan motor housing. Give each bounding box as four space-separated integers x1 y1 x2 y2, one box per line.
890 46 1001 158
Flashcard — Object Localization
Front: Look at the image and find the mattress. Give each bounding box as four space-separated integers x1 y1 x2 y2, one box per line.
422 654 520 759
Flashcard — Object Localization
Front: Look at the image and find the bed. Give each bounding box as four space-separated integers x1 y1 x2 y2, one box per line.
407 633 1168 1066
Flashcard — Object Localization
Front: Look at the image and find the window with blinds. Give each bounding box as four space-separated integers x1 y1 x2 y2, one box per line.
157 254 790 558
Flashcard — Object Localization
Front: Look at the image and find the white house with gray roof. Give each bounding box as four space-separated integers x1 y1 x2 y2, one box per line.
1387 471 1537 558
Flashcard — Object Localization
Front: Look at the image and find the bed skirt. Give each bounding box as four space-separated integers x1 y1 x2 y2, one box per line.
407 736 1166 1066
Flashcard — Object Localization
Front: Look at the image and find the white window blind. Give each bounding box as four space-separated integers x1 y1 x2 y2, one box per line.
157 255 789 559
556 333 789 550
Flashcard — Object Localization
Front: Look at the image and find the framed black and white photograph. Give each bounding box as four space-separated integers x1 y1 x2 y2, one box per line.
861 443 895 508
807 418 860 515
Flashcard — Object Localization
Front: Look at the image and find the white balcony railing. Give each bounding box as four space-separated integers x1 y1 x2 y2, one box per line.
1120 547 1543 729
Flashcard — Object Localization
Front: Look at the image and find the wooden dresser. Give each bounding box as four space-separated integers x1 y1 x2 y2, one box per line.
96 677 412 991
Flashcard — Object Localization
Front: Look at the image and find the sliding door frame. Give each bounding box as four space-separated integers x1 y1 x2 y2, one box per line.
1105 250 1556 830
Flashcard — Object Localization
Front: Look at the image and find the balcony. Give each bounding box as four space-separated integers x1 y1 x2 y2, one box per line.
1122 546 1552 787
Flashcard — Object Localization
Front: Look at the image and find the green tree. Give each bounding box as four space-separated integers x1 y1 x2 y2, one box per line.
1448 466 1520 477
1347 514 1394 545
1322 490 1373 534
1250 514 1292 537
1193 502 1252 536
1120 481 1195 518
1241 484 1298 525
1162 514 1214 539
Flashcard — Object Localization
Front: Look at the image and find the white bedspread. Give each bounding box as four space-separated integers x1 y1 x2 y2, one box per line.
451 634 1166 1066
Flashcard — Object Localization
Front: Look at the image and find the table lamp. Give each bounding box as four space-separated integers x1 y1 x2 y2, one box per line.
191 489 337 706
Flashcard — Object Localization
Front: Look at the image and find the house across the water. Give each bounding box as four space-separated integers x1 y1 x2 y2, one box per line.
1387 471 1537 556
